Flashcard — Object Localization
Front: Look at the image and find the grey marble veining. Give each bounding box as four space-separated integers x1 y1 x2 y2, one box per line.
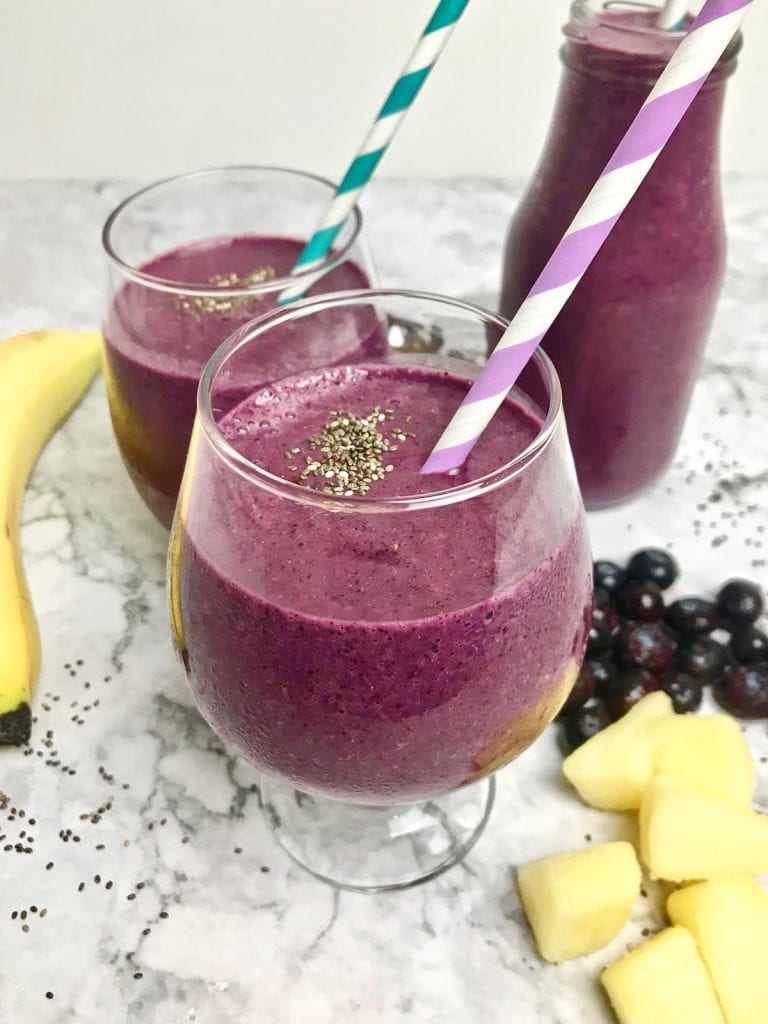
0 177 766 1023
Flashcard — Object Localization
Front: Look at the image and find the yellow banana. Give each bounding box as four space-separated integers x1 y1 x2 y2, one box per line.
0 329 102 744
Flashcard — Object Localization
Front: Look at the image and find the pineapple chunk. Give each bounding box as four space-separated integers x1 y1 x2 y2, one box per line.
517 841 641 963
668 876 768 1024
563 692 674 811
639 777 768 882
602 927 726 1024
651 714 754 807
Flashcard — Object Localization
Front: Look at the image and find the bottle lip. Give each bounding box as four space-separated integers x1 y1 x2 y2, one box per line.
563 1 742 82
569 1 685 35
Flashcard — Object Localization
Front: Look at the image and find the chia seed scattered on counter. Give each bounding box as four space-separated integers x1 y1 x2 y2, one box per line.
665 429 768 570
0 654 265 997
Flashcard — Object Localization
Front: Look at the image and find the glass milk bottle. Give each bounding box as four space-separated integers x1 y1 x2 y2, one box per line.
500 1 741 508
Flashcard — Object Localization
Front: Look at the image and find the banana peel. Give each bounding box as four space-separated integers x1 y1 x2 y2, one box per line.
0 329 102 745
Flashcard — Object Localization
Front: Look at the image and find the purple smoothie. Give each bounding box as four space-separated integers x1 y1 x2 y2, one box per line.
172 362 592 803
500 7 739 508
103 234 376 526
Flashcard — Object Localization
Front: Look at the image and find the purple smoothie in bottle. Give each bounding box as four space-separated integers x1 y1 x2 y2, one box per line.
103 234 376 526
171 362 592 803
500 3 741 508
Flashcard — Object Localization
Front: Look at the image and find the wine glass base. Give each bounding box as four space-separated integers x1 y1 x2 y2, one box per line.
260 775 495 893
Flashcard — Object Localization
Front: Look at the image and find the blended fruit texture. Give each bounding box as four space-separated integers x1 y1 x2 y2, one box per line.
174 362 592 803
103 234 374 525
500 10 734 508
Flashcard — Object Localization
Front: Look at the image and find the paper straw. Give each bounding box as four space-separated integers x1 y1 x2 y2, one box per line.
659 0 690 30
277 0 470 305
421 0 753 476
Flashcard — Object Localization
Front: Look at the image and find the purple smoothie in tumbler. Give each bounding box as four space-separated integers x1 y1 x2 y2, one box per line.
103 234 375 526
500 5 740 508
171 362 592 803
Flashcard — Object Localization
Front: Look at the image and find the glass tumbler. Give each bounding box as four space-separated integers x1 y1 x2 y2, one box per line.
102 165 376 526
500 0 740 508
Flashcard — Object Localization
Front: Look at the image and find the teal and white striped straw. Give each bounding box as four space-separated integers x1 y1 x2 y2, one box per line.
659 0 689 30
278 0 471 305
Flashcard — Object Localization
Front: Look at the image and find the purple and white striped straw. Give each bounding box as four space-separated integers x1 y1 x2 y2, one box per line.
422 0 754 476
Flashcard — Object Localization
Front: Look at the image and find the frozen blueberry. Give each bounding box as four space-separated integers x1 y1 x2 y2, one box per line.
713 664 768 719
587 657 617 695
594 586 616 611
730 626 768 666
560 703 611 753
665 597 719 638
617 581 665 623
604 669 660 720
588 604 621 655
675 636 729 683
626 548 679 591
716 579 764 629
615 623 676 674
588 622 612 656
660 671 703 714
593 561 628 596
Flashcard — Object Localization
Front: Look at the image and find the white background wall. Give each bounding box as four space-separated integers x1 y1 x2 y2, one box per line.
1 0 766 181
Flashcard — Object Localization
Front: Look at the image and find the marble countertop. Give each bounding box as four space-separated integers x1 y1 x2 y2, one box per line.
0 177 767 1023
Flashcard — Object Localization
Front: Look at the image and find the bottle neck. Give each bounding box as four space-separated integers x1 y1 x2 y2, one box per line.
562 1 741 86
521 2 734 205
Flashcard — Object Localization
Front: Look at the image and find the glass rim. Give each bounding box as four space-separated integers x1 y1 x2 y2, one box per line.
101 164 365 299
564 1 742 82
571 0 687 35
569 0 743 51
196 288 564 514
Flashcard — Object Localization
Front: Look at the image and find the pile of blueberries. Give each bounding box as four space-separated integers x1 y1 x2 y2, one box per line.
560 548 768 752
